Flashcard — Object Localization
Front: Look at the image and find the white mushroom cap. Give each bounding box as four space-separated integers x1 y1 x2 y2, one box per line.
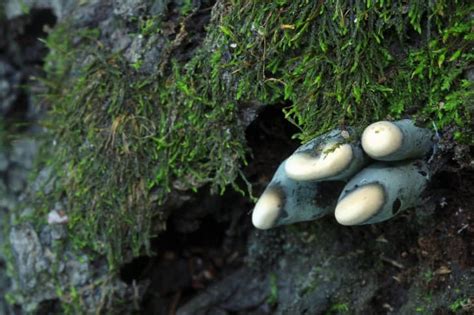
284 143 353 181
361 121 403 158
335 184 385 225
252 189 283 230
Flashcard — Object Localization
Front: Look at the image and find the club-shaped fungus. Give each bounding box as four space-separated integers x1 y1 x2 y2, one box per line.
252 120 433 229
252 160 343 229
361 120 433 161
335 160 430 225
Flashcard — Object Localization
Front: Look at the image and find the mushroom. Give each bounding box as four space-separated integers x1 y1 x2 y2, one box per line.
252 160 344 230
251 120 434 229
361 120 433 161
284 128 369 182
334 160 430 225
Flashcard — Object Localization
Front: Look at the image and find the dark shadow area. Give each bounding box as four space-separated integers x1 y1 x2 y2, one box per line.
120 103 301 313
0 8 57 129
244 103 300 193
2 9 57 64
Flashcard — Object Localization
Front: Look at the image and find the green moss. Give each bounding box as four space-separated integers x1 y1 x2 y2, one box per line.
449 297 471 312
267 273 279 306
36 0 473 271
326 301 350 314
18 0 31 15
422 269 434 283
37 20 248 268
1 221 17 304
208 0 473 142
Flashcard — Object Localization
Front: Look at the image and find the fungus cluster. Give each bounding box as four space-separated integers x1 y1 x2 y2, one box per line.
251 119 433 229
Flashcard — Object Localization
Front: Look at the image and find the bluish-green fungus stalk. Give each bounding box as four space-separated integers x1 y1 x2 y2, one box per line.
361 119 434 161
252 160 344 230
335 160 430 225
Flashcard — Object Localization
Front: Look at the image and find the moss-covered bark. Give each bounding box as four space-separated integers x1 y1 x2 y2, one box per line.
31 0 473 299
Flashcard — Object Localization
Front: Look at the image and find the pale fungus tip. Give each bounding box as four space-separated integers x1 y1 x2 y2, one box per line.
284 143 353 181
335 184 385 226
251 189 283 230
361 121 403 158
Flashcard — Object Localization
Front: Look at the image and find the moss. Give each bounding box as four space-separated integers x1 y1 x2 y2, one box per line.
449 297 471 312
210 0 473 142
326 302 350 314
36 0 473 270
37 19 248 268
267 273 279 306
1 220 17 307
